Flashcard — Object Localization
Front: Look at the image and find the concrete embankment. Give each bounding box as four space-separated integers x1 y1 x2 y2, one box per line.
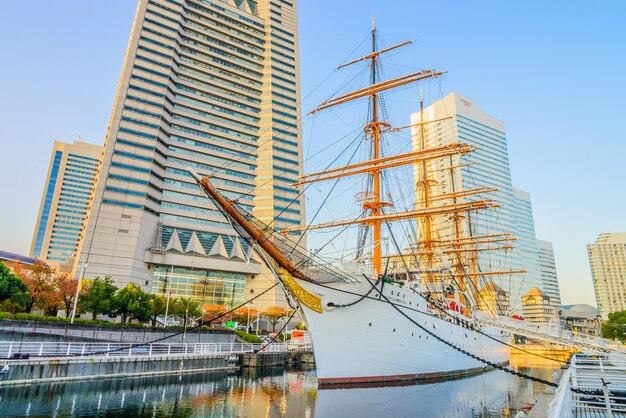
0 354 238 386
525 367 566 417
241 351 315 367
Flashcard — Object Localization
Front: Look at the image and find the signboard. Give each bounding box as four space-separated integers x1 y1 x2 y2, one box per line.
225 321 237 329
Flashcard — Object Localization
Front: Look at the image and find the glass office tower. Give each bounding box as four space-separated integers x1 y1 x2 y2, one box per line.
74 0 303 308
30 140 102 273
411 93 543 310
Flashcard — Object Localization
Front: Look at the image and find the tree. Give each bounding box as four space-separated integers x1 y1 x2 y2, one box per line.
261 306 291 332
230 306 258 327
78 276 118 320
171 297 202 325
202 304 228 326
13 261 53 313
602 310 626 343
0 262 31 312
112 283 151 323
147 294 168 327
54 274 89 318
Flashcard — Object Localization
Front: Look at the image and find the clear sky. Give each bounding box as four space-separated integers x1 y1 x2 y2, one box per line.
0 1 624 306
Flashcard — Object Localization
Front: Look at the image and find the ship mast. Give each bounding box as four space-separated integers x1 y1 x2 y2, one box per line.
368 18 385 276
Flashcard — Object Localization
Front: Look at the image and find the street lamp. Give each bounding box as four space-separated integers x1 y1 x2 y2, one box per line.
199 278 210 309
70 262 87 324
246 303 251 333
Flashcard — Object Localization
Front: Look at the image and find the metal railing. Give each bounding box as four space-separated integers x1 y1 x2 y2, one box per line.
0 341 312 360
548 354 626 418
474 312 626 355
547 368 573 418
0 321 208 343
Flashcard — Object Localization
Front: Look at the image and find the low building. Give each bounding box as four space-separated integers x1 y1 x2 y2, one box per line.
522 287 556 326
0 249 49 272
478 280 510 316
558 304 601 336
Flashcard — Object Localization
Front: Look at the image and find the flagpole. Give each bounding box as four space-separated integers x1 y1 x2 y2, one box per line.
163 265 173 327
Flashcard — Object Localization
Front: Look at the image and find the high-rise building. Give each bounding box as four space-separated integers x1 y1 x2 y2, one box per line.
74 0 304 309
411 92 543 310
537 239 561 305
511 188 542 295
30 140 102 272
588 232 626 318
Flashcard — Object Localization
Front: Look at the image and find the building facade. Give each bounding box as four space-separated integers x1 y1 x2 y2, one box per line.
511 188 543 297
74 0 304 309
411 93 542 310
537 239 561 305
588 232 626 318
30 140 102 272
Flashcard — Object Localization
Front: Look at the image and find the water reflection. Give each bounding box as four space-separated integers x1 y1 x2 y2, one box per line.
0 357 560 417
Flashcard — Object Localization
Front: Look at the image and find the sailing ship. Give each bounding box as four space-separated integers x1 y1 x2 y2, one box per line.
189 24 521 385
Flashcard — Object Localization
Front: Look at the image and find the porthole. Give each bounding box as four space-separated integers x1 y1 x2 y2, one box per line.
411 333 414 337
393 328 396 332
368 322 372 327
433 323 437 329
409 301 412 305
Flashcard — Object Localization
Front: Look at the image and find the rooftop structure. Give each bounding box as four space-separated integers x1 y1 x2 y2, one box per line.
522 287 556 326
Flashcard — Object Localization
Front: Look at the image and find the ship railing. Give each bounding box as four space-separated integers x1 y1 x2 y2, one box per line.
0 341 309 360
547 367 573 418
549 354 626 417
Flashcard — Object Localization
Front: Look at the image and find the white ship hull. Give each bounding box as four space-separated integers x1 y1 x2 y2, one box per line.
296 278 510 385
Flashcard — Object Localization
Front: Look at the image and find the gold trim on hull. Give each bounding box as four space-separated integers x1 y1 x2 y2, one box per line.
279 268 323 314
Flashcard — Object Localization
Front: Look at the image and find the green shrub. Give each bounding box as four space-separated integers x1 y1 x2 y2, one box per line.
0 312 14 319
43 316 65 323
235 330 262 343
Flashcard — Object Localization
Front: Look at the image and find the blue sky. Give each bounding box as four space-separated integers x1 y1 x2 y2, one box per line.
0 1 625 306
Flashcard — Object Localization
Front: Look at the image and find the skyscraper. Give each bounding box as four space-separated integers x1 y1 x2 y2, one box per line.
537 239 561 305
411 92 542 310
74 0 303 309
588 232 626 318
30 140 102 272
511 188 542 295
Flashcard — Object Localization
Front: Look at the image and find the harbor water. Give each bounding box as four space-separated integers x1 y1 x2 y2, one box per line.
0 357 562 417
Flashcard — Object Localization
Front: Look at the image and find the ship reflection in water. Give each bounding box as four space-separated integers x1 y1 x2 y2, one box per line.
0 357 560 417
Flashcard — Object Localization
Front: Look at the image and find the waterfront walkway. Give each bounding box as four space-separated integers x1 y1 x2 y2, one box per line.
474 313 626 355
